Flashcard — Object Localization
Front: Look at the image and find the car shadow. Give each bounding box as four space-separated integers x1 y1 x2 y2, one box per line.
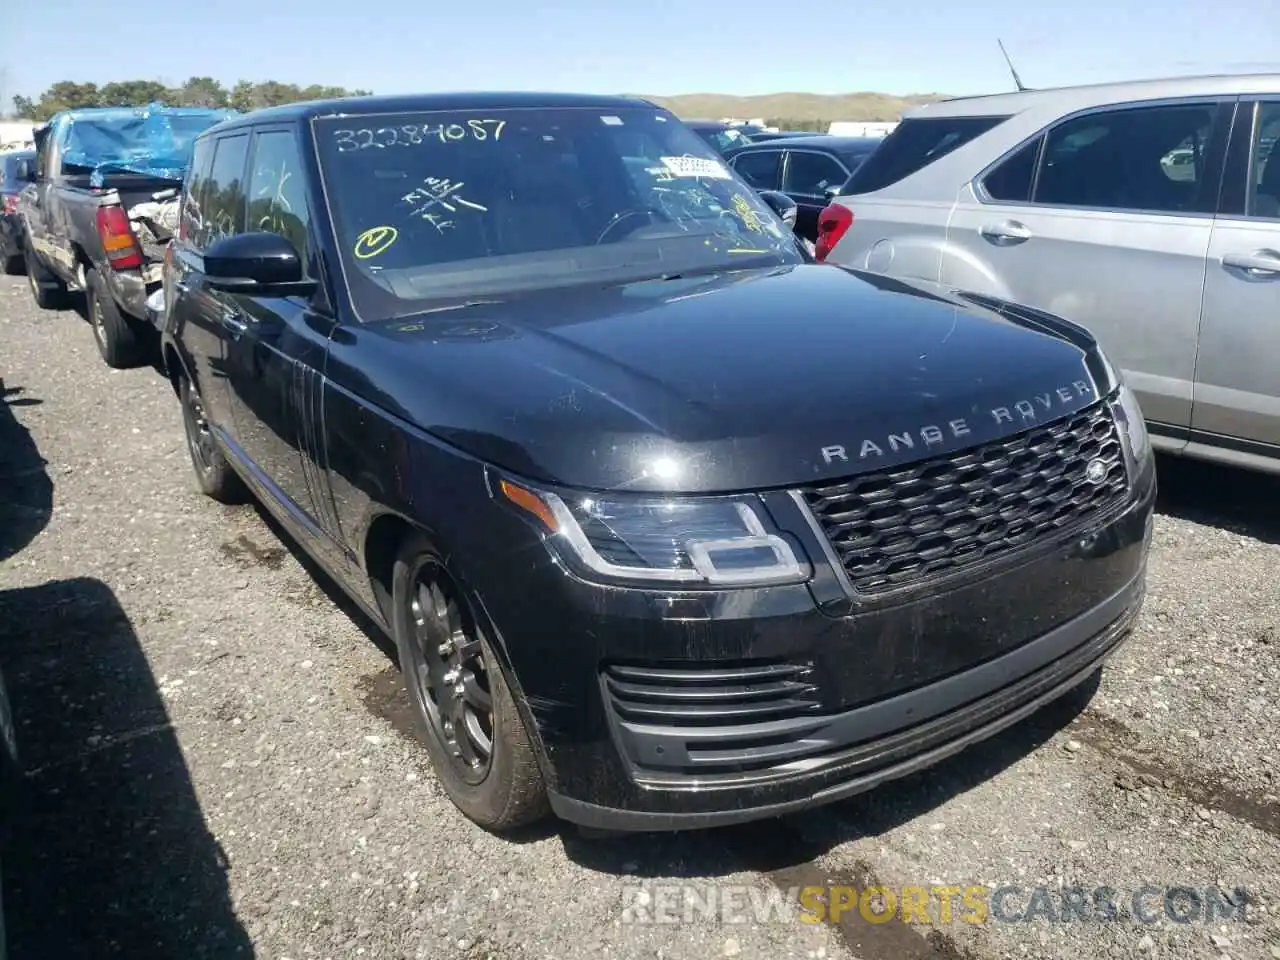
0 379 52 564
1153 452 1280 544
0 577 255 958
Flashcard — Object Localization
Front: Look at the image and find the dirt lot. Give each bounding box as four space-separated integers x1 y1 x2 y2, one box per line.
0 272 1278 960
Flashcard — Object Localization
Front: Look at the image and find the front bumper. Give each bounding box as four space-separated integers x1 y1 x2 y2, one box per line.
467 451 1156 832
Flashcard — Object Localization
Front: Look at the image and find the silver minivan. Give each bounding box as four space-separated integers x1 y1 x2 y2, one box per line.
820 75 1280 475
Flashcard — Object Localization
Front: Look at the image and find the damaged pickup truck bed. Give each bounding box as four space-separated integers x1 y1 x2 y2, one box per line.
21 103 235 368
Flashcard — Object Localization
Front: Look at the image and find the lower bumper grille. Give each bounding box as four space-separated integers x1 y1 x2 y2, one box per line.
602 577 1143 786
603 661 819 726
802 400 1128 595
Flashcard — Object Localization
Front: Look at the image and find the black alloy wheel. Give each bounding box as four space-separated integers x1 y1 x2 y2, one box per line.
178 374 246 503
182 376 218 478
390 533 549 830
404 561 494 783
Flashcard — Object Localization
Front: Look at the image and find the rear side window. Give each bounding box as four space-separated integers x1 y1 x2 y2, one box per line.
200 134 250 248
843 115 1007 193
731 150 783 190
981 136 1043 201
1034 103 1219 213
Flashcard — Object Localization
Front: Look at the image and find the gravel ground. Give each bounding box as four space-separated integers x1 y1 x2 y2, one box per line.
0 272 1278 960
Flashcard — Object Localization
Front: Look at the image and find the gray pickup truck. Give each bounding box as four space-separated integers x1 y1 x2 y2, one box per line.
21 104 235 368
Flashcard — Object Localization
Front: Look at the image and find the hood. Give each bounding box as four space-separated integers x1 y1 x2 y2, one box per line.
328 264 1118 494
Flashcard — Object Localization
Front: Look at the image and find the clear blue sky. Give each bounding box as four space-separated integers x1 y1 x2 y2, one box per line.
4 0 1276 103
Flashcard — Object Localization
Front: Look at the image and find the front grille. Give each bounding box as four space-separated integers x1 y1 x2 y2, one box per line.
802 401 1128 595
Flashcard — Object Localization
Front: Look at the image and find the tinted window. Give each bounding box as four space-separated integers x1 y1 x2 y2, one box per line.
0 153 30 187
783 151 848 196
180 137 215 242
731 150 783 189
844 115 1007 193
1250 102 1280 218
840 151 874 173
1034 103 1218 213
198 134 249 247
314 108 801 320
247 130 311 265
982 136 1042 202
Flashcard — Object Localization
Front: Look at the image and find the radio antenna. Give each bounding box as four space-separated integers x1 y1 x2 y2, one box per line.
997 38 1029 92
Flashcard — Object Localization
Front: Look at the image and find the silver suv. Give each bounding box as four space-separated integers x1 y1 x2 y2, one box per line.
819 75 1280 475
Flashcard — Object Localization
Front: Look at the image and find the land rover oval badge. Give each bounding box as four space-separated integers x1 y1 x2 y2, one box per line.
1085 459 1108 484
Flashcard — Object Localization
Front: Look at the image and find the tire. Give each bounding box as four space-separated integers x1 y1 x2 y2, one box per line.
87 268 150 369
391 534 549 831
178 372 248 504
24 242 69 309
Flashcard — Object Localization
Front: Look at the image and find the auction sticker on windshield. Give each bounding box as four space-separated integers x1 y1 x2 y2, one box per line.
660 155 733 179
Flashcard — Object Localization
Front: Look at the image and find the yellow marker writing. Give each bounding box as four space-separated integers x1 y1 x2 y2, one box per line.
732 194 765 233
354 225 398 259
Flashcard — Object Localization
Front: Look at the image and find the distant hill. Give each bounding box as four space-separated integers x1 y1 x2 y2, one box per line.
635 91 951 123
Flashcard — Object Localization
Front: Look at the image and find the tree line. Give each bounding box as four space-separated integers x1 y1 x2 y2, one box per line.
11 77 372 121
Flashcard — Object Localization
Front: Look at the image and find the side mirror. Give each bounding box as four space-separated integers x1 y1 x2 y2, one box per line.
203 232 316 295
757 190 798 231
823 184 844 202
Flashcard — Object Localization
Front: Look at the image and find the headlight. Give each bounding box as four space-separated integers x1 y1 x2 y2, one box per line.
1113 384 1151 464
497 479 810 587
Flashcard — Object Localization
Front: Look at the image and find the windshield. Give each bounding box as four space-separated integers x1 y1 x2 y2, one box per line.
693 126 750 155
313 107 800 320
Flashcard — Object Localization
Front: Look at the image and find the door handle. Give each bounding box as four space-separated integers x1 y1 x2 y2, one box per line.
219 310 249 339
980 221 1033 245
1222 249 1280 280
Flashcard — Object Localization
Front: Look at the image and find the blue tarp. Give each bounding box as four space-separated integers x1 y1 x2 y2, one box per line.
51 102 238 187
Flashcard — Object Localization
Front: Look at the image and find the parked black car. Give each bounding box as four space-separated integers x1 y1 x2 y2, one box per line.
0 150 35 275
725 135 883 241
160 92 1154 834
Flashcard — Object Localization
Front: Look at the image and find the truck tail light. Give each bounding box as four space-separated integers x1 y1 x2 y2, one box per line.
95 206 144 270
2 194 18 215
815 203 853 262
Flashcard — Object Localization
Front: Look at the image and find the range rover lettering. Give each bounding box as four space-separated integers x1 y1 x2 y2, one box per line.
159 93 1156 833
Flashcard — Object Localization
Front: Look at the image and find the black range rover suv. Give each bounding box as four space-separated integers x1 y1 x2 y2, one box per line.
159 93 1156 832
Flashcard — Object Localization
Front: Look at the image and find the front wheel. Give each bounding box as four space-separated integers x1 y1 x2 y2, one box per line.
391 536 549 831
